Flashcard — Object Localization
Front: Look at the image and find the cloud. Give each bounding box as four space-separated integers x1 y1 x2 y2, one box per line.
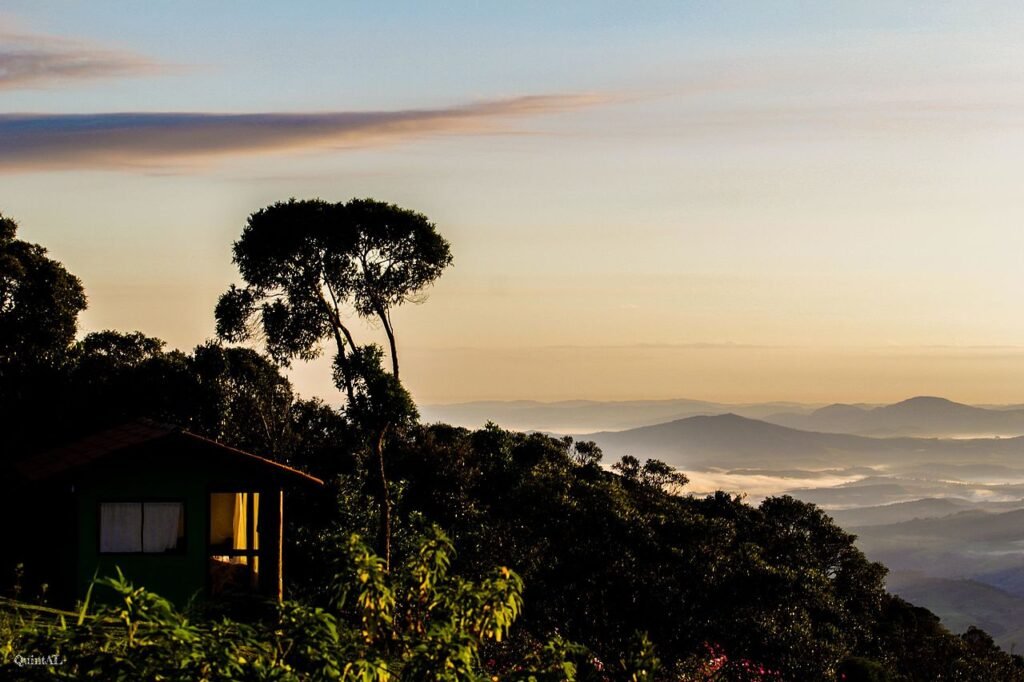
0 94 609 172
0 28 163 90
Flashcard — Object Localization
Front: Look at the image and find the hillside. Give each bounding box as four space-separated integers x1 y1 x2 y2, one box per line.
852 508 1024 584
886 572 1024 651
856 508 1024 544
578 413 897 468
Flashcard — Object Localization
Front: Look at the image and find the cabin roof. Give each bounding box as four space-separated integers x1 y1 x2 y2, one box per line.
13 420 324 486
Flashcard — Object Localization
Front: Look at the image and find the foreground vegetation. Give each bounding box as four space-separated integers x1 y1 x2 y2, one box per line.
3 530 615 681
2 207 1022 680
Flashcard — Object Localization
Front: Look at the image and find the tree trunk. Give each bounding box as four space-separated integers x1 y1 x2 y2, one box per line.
386 328 399 380
376 423 392 571
377 306 400 379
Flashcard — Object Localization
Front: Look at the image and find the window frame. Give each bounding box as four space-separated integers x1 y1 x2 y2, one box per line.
206 490 260 559
96 499 188 556
206 489 263 595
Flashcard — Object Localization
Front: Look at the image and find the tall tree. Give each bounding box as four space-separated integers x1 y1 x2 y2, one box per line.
344 198 453 379
0 213 88 457
215 198 452 568
0 213 86 370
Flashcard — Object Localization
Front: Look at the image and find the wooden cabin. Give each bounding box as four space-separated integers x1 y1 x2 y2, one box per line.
11 421 322 605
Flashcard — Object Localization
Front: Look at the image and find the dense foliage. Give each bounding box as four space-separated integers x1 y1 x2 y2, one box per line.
2 208 1023 680
3 530 624 681
287 423 1024 680
0 213 86 371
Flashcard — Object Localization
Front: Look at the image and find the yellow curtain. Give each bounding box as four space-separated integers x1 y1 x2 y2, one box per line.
252 493 259 551
232 492 247 551
229 492 259 555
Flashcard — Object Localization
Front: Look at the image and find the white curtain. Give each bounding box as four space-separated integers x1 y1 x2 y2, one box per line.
142 503 182 552
100 503 142 553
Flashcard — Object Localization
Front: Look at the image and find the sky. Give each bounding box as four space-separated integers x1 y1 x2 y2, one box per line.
4 2 1024 405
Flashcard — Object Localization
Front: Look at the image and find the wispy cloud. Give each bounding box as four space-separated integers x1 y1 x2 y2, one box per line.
0 27 163 90
0 94 609 172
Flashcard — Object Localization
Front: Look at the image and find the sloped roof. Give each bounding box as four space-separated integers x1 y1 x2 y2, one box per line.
13 420 323 485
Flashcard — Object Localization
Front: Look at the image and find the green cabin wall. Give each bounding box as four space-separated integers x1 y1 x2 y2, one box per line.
75 466 209 606
20 430 307 607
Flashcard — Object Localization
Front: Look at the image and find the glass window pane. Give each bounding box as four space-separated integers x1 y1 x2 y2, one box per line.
100 503 142 553
209 493 237 549
235 493 247 551
142 502 184 553
209 492 258 552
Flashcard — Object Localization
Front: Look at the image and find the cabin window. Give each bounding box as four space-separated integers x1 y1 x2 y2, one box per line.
209 492 260 594
99 502 185 554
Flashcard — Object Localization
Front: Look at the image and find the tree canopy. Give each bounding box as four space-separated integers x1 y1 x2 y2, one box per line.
0 213 86 370
215 197 452 394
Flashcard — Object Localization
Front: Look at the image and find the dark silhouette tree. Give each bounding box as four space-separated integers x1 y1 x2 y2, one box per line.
344 198 453 380
0 213 86 370
0 213 88 459
66 330 195 433
571 439 603 466
215 198 452 568
191 341 297 456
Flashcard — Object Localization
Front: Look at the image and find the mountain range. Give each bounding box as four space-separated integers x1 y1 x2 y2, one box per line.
419 398 818 433
575 411 1024 471
826 497 1024 527
424 395 1024 439
765 396 1024 437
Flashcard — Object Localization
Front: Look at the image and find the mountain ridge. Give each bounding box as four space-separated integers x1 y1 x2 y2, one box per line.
575 412 1024 470
766 396 1024 437
423 395 1024 438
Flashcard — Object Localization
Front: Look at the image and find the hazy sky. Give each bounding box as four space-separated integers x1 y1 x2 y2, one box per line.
4 2 1024 404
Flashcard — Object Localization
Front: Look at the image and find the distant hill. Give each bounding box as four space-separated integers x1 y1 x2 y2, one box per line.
974 567 1024 599
851 507 1024 584
850 513 1024 652
419 398 819 432
889 462 1024 483
577 413 894 468
790 477 1024 509
576 413 1024 470
424 395 1024 439
855 508 1024 544
766 396 1024 437
828 497 1024 527
886 571 1024 651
